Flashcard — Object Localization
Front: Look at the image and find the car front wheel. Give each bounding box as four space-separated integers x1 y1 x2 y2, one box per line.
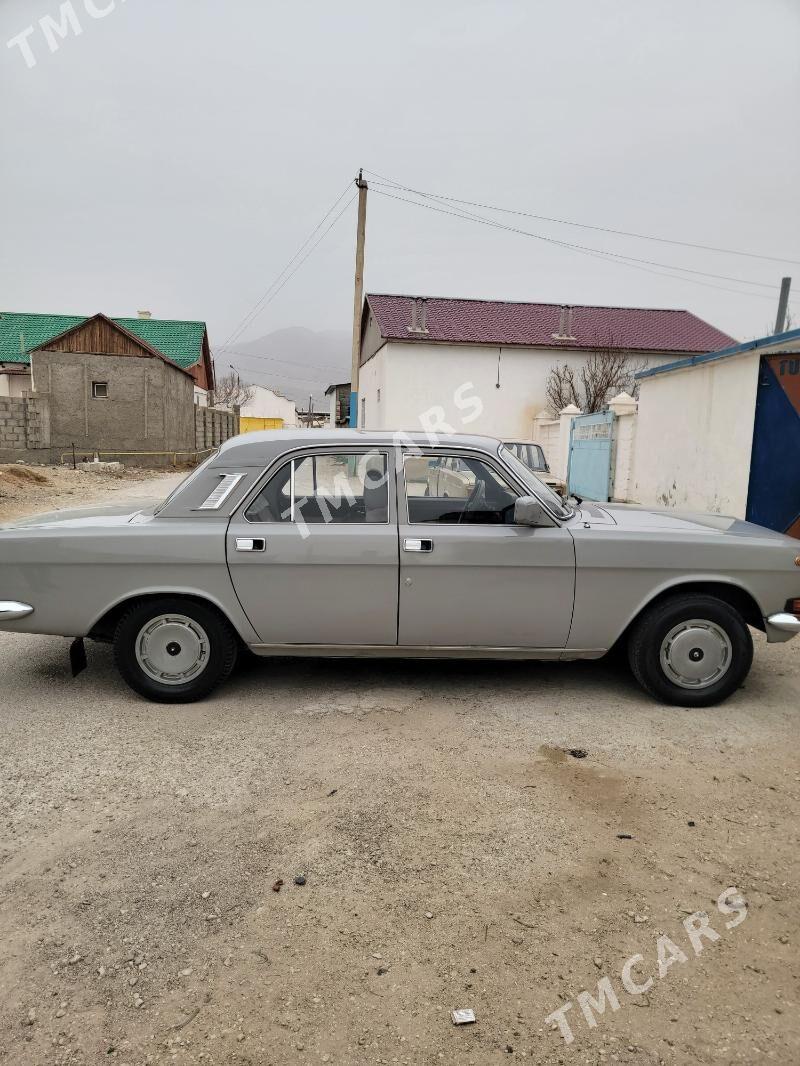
627 593 753 707
114 598 239 703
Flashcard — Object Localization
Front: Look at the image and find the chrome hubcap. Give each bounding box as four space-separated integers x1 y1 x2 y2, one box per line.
135 614 210 686
659 618 732 689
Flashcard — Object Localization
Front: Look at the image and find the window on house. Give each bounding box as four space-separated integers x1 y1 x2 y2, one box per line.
245 452 389 524
92 382 108 398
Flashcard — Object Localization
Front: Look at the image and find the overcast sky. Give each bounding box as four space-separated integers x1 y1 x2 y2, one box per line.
1 0 798 354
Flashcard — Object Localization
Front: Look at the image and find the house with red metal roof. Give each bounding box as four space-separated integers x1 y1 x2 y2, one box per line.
355 294 736 437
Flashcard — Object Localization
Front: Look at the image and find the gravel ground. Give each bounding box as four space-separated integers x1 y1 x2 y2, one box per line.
0 465 184 524
0 479 798 1066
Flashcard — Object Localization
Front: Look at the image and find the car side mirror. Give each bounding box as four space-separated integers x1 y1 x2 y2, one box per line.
514 495 550 527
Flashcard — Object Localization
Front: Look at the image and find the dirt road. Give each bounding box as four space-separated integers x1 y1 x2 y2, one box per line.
0 465 184 524
0 477 798 1066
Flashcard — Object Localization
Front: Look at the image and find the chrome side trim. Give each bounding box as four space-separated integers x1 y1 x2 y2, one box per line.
0 601 34 621
248 643 606 661
766 612 800 636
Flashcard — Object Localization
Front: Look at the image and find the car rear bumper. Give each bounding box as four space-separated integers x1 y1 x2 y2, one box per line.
765 612 800 642
0 601 34 622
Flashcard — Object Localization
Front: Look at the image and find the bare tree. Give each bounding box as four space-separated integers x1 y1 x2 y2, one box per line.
546 344 647 415
214 371 255 408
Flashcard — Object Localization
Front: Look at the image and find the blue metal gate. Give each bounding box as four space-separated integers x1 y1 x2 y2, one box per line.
567 410 616 501
746 353 800 539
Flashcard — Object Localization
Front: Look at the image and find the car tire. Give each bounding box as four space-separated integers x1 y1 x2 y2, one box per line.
114 598 239 703
627 594 753 707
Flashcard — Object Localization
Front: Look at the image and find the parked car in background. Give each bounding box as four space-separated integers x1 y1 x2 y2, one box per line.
503 439 566 496
2 430 799 707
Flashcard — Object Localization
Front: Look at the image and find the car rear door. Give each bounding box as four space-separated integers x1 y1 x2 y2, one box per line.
226 446 399 646
397 448 575 649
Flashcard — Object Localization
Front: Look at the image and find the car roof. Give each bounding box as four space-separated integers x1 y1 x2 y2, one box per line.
217 428 504 463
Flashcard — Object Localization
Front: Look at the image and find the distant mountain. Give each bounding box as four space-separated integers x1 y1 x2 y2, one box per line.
224 327 350 407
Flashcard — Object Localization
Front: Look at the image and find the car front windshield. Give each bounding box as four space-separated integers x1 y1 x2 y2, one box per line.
498 445 573 519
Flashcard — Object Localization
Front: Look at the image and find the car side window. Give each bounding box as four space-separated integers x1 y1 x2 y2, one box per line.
404 454 520 525
246 452 389 524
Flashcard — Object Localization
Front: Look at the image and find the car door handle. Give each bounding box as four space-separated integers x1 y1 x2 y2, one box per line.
403 538 433 552
235 537 266 552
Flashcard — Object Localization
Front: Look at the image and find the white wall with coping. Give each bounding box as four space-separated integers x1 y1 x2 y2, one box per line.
607 391 638 502
530 413 562 475
358 341 676 437
631 353 760 516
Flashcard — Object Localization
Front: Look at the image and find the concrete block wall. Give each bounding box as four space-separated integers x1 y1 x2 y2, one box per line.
24 396 50 449
195 406 239 452
0 398 27 451
0 396 51 454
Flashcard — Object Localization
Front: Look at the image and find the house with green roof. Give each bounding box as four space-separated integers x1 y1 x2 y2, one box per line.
0 310 215 400
0 312 234 465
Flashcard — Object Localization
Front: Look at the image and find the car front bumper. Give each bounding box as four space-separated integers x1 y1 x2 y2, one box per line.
0 601 34 622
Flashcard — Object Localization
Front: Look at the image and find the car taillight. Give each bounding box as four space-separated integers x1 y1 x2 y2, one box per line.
787 598 800 616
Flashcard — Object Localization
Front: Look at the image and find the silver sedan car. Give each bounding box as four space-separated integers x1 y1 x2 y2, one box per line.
1 430 799 705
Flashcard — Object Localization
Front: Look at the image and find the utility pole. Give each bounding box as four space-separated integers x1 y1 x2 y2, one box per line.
349 169 368 427
775 277 792 334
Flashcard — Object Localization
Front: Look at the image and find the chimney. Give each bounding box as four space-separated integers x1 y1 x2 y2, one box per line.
137 310 152 320
551 305 576 342
407 297 429 335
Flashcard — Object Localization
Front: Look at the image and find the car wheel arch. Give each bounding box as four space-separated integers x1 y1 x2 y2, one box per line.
611 578 764 652
87 591 249 645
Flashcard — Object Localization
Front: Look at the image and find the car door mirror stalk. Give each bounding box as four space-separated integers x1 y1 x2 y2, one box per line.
514 495 552 527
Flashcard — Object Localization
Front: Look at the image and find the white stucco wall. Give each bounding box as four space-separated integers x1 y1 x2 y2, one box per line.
0 372 31 398
240 385 297 425
358 347 387 429
358 342 676 437
631 353 760 516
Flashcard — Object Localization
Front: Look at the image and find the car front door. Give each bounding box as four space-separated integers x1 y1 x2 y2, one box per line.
398 449 575 649
226 447 399 646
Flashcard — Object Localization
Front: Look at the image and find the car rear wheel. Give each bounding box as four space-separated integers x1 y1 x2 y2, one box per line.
114 598 238 703
627 594 753 707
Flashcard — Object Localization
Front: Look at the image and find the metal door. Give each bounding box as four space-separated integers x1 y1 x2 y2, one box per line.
226 448 400 645
397 450 575 649
746 354 800 539
567 411 616 502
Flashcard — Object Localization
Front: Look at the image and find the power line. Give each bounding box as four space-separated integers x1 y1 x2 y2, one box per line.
370 187 784 304
370 187 775 289
231 365 341 388
220 348 347 376
364 169 800 267
216 180 356 355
